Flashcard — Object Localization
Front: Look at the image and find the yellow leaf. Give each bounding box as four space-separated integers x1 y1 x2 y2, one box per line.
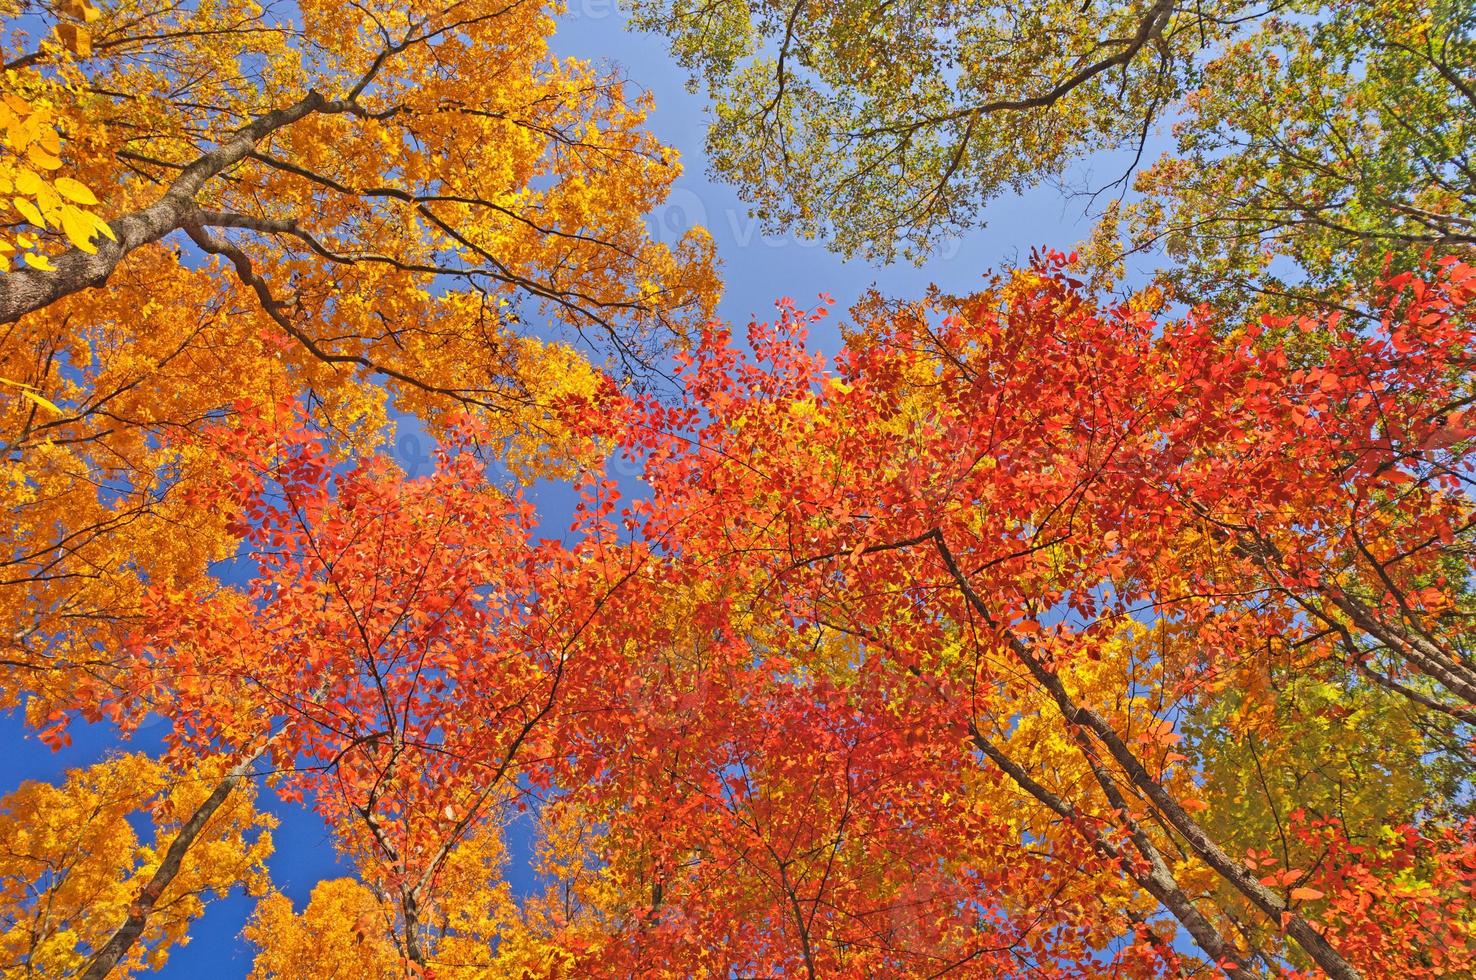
56 23 91 56
60 206 100 253
26 144 62 170
14 169 43 197
23 252 56 271
12 196 45 228
61 0 102 21
53 177 98 205
18 389 64 415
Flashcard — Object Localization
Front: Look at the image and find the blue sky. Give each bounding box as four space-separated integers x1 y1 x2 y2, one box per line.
0 6 1144 975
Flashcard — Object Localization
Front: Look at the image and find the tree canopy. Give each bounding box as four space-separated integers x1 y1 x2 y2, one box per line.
631 0 1474 312
0 0 718 728
0 0 1472 978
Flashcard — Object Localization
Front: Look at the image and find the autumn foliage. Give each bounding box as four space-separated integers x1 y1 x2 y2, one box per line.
595 253 1476 978
0 0 717 732
1 1 1474 978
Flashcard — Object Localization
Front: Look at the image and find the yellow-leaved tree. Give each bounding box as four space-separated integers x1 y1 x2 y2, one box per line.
0 0 719 728
245 818 579 979
0 752 274 977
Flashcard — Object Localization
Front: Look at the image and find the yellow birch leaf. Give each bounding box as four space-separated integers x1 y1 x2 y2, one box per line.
12 196 44 227
60 205 100 252
56 23 90 56
18 389 64 415
25 144 61 170
53 177 98 205
13 170 43 196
